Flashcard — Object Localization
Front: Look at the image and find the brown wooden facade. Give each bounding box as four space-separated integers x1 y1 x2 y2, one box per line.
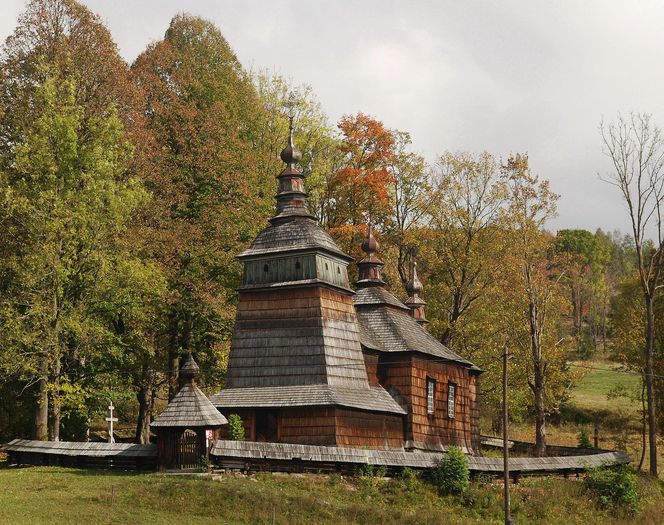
221 407 405 449
212 129 481 454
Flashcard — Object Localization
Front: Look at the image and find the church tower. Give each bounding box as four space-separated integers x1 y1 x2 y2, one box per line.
212 125 405 445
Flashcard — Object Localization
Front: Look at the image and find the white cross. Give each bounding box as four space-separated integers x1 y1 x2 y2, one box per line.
105 401 118 444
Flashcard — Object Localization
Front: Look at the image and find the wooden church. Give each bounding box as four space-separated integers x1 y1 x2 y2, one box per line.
211 128 482 454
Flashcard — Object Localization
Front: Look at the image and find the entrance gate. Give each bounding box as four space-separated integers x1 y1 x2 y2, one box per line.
177 429 200 469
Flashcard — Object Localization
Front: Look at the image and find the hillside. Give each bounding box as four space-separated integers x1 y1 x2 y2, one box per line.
0 465 662 525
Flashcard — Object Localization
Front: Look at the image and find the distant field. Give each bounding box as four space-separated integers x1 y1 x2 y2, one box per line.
0 466 663 524
570 360 641 416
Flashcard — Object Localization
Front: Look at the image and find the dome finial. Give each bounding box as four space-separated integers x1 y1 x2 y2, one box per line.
180 352 200 383
357 219 384 287
361 220 379 255
280 116 302 167
406 256 423 295
405 249 428 325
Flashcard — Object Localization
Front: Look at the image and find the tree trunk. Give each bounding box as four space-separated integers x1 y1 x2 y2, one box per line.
48 378 61 441
639 378 647 471
167 312 180 401
33 362 49 441
48 356 61 441
533 364 547 457
645 295 658 476
135 364 154 444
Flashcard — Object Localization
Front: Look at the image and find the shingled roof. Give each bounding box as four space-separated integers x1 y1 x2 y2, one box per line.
352 229 479 371
151 355 228 428
355 303 477 368
210 384 407 415
238 217 351 260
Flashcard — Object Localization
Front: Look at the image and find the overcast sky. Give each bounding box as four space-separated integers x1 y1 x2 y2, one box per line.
3 0 664 233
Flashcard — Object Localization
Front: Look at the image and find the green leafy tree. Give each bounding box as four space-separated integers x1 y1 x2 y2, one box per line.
0 72 145 440
502 153 575 456
254 73 340 225
432 446 470 496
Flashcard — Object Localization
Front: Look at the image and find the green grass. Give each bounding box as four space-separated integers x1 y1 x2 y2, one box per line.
570 360 640 416
0 465 663 524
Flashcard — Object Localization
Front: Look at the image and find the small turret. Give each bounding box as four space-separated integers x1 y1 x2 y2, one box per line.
405 255 428 325
356 223 385 288
180 353 200 384
270 117 315 225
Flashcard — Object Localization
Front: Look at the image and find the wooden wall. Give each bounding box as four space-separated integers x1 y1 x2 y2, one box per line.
377 353 480 453
221 406 405 449
335 408 404 448
362 350 380 385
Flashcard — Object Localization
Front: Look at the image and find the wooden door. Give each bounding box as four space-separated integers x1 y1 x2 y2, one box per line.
177 429 201 468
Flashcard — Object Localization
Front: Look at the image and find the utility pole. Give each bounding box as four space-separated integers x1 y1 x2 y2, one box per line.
503 346 513 525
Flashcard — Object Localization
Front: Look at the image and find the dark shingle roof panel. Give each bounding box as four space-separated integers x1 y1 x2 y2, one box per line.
151 383 228 428
239 218 351 260
210 384 407 415
355 302 477 368
353 286 410 310
1 439 157 457
210 440 630 472
225 300 371 390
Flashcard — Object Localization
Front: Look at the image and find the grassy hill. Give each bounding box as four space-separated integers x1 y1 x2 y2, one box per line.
0 465 663 525
2 357 662 523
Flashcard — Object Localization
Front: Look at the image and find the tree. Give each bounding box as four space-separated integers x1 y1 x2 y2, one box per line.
502 153 570 456
382 132 430 287
0 0 153 441
600 113 664 476
0 72 144 440
327 113 396 252
424 151 507 348
554 229 610 355
132 14 272 400
253 73 341 226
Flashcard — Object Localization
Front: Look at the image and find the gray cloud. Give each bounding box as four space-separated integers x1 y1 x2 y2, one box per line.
3 0 664 233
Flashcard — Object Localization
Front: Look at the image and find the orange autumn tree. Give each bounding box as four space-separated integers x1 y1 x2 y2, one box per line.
327 113 397 255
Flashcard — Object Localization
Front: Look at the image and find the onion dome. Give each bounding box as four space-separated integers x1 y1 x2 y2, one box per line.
404 256 428 325
356 223 385 288
269 117 315 225
405 260 423 295
280 121 302 167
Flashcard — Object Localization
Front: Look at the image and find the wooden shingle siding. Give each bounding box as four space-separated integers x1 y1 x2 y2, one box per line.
335 409 404 448
225 286 372 390
406 356 478 453
363 350 380 385
210 440 630 474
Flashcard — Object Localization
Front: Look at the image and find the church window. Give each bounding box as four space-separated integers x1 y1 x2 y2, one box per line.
427 377 435 415
447 383 456 419
295 261 301 270
263 264 269 272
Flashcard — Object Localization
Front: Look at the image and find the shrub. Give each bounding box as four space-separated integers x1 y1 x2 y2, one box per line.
357 464 388 478
227 414 245 441
399 467 420 492
578 428 592 448
584 464 640 513
433 446 470 496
